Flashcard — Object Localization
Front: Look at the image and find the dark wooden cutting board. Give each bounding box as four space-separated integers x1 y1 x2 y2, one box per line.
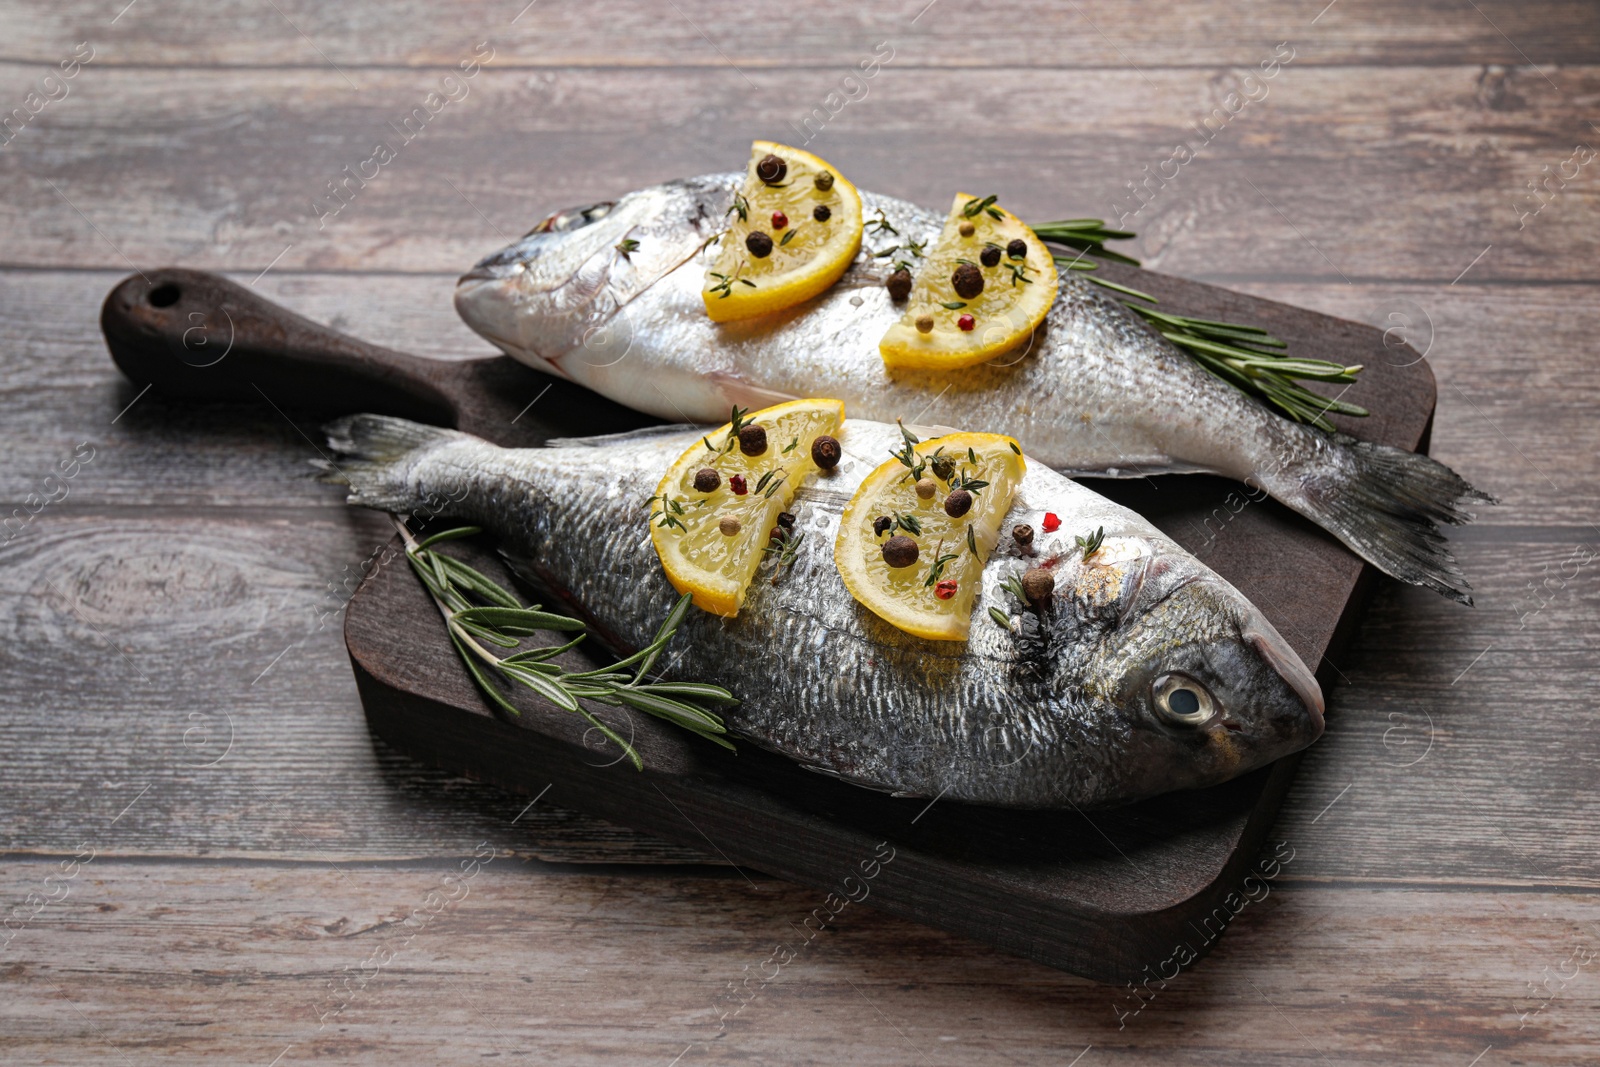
100 264 1435 983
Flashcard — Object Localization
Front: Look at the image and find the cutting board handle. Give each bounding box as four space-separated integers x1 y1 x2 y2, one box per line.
101 268 459 425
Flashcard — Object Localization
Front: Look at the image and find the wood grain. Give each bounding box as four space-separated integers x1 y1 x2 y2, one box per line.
0 65 1595 280
1 0 1596 1057
2 860 1597 1066
4 0 1597 67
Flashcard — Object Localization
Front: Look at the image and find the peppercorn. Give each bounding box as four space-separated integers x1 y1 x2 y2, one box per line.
1012 523 1035 551
692 467 721 493
958 220 975 238
930 455 955 482
729 474 748 496
770 210 788 230
757 153 787 184
769 526 783 543
915 315 935 334
951 262 984 300
881 534 919 568
957 314 975 332
813 171 834 191
944 488 972 517
810 434 841 470
777 511 796 529
746 231 774 258
873 515 892 537
813 204 831 222
719 515 742 536
1006 238 1027 260
738 424 768 456
1021 567 1055 604
886 269 912 302
915 477 937 500
934 578 958 600
980 244 1002 268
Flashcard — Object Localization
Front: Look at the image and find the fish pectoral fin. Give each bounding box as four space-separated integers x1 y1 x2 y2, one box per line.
1052 459 1221 479
546 422 709 447
705 371 802 413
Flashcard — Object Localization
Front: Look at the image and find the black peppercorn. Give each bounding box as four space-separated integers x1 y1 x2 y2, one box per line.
882 535 919 568
813 171 834 191
813 204 831 222
810 434 841 470
1006 238 1027 260
1022 567 1055 603
873 515 892 537
1012 523 1035 550
757 153 787 184
777 511 796 529
886 269 912 302
951 262 984 300
944 488 973 518
692 467 721 493
737 424 768 456
745 231 774 258
980 244 1002 268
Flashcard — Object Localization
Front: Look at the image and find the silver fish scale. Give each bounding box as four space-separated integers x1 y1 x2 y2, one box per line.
528 176 1295 483
370 418 1291 808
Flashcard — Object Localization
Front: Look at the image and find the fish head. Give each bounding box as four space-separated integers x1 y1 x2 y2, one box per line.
454 177 728 376
1052 542 1325 802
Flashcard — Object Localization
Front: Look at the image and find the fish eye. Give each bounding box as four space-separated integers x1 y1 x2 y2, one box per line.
1152 673 1215 726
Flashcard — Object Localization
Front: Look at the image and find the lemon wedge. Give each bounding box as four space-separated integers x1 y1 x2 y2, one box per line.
879 193 1058 372
649 398 845 617
702 141 864 322
835 430 1025 641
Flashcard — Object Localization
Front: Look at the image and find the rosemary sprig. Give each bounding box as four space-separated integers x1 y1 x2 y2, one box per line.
708 266 757 300
1032 218 1368 431
615 237 640 259
762 530 804 584
400 524 736 770
923 543 961 588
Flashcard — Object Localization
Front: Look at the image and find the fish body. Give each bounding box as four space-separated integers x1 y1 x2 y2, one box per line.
456 175 1488 602
327 414 1324 810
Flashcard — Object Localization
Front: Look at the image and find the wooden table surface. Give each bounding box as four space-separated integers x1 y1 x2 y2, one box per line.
3 2 1597 1063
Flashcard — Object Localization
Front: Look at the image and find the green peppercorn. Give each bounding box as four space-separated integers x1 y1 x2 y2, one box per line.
882 535 919 568
930 455 955 482
915 315 935 334
957 221 975 238
813 171 834 191
692 467 721 493
745 231 774 258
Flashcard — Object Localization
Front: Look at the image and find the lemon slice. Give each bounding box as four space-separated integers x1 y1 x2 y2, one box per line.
835 431 1025 641
649 398 845 617
702 141 864 322
878 193 1058 372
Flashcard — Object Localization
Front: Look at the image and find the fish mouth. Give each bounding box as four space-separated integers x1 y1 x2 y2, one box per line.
1244 622 1326 735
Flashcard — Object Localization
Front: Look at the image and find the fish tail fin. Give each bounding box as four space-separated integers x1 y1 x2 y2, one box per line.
1269 434 1493 605
319 414 466 512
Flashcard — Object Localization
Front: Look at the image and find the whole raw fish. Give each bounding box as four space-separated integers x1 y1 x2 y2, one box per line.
325 413 1324 809
455 175 1488 603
